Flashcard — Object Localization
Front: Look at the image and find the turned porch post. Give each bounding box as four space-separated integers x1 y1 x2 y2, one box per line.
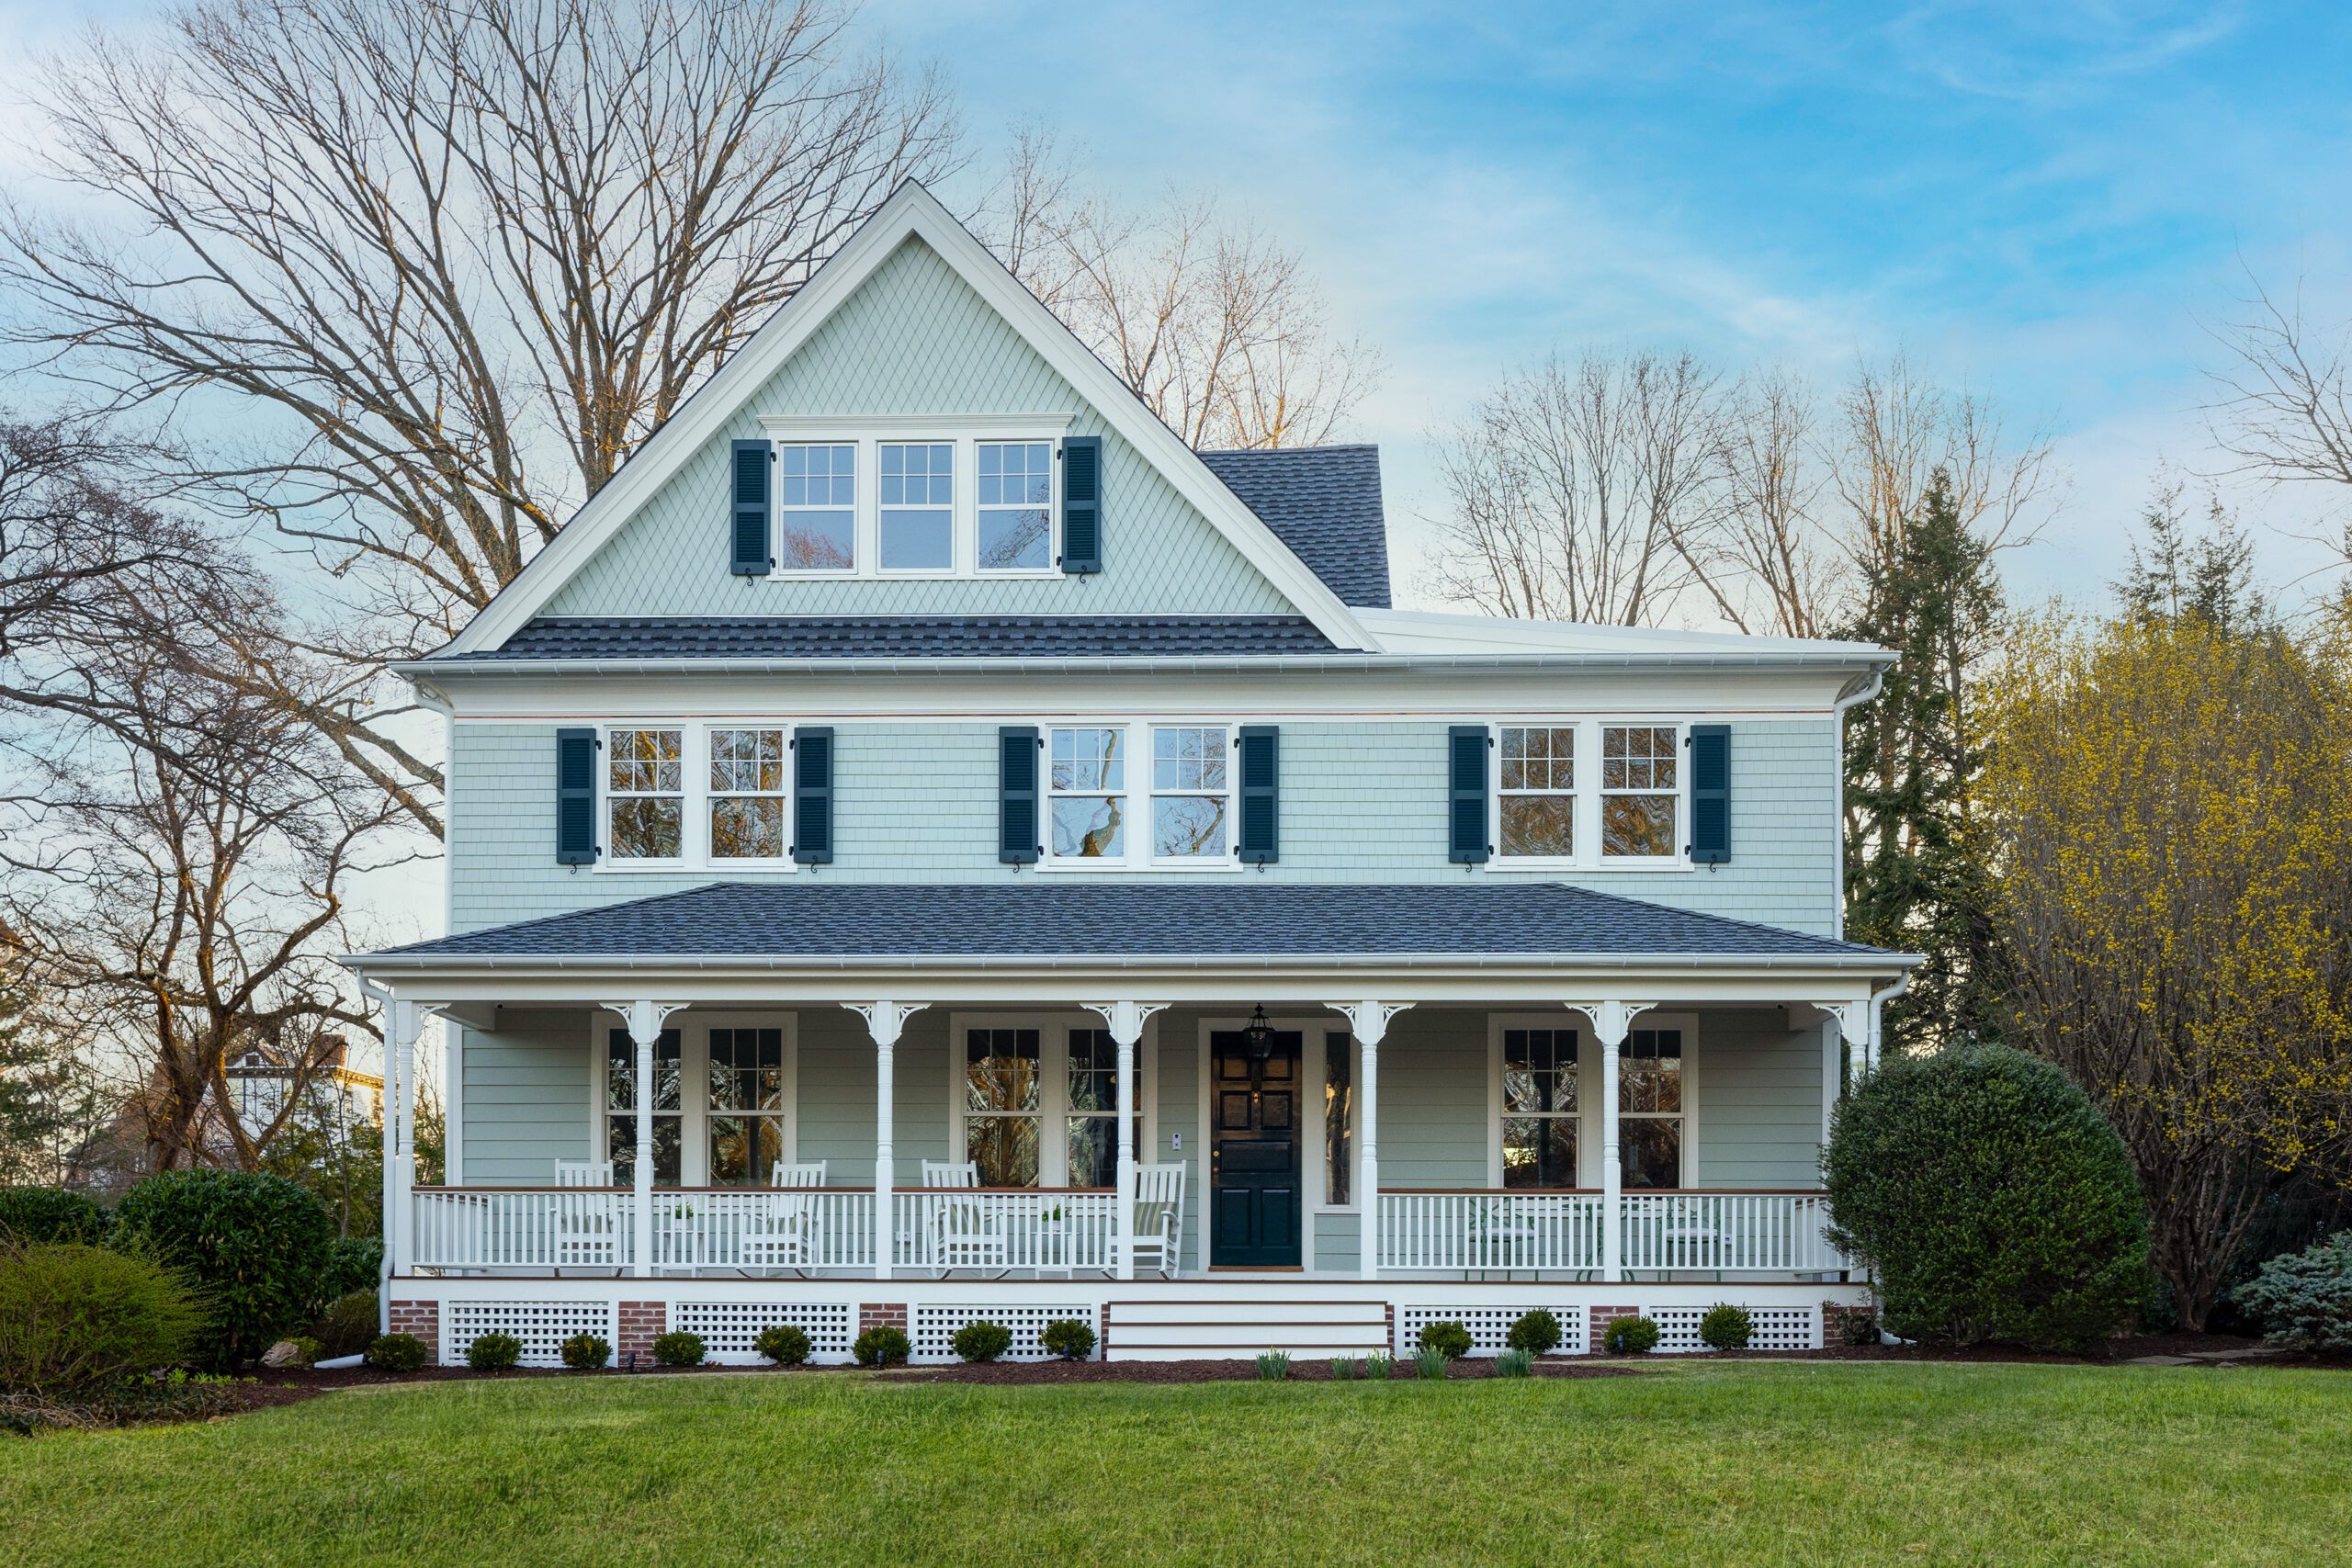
848 1002 929 1281
603 1000 685 1280
1086 1002 1167 1282
385 998 418 1282
1326 1002 1409 1280
1567 1000 1652 1283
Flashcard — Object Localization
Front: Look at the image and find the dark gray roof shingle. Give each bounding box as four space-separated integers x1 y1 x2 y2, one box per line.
367 882 1893 962
1198 445 1391 608
452 614 1337 661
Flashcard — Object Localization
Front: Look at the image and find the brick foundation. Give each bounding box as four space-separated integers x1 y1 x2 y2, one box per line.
1384 1302 1396 1353
1823 1302 1878 1348
1100 1303 1112 1359
389 1300 441 1365
1589 1304 1641 1350
859 1303 908 1335
617 1301 666 1366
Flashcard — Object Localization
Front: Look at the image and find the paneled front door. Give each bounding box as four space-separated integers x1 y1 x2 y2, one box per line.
1209 1030 1302 1268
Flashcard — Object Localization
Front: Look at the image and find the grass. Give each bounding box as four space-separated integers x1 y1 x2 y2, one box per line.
5 1361 2349 1565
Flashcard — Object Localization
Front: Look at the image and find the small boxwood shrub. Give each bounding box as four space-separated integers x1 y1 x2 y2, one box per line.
0 1187 107 1246
318 1236 383 1304
560 1332 611 1370
0 1242 205 1394
754 1325 811 1366
365 1332 427 1372
1824 1043 2151 1352
110 1169 334 1369
1039 1317 1096 1361
1700 1303 1753 1351
1603 1314 1661 1354
1417 1320 1473 1360
466 1332 523 1371
1506 1308 1561 1356
651 1330 706 1368
950 1320 1012 1364
312 1290 380 1360
2231 1231 2352 1353
853 1325 910 1367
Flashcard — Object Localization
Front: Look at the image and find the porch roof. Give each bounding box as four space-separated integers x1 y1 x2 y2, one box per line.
354 882 1906 969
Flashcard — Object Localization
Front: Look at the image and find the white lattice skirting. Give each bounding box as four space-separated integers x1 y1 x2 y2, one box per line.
910 1303 1093 1362
442 1300 618 1367
1648 1304 1820 1354
670 1302 859 1363
1396 1303 1592 1357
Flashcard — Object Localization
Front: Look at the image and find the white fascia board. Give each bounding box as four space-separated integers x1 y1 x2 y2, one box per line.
396 649 1892 679
442 181 1373 658
1354 607 1893 660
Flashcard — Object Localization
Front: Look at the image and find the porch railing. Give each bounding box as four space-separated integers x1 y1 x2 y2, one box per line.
653 1190 878 1273
1377 1190 1609 1274
1618 1190 1839 1273
409 1187 877 1273
890 1189 1119 1274
411 1187 637 1272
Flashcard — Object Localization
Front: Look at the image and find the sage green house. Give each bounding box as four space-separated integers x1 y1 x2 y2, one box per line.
346 181 1914 1367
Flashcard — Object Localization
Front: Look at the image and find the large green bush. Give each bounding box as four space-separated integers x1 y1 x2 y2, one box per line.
312 1290 380 1360
0 1187 107 1246
318 1235 383 1303
1824 1043 2151 1351
110 1169 335 1369
0 1243 205 1395
2231 1231 2352 1353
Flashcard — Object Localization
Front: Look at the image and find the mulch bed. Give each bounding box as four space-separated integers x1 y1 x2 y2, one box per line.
875 1357 1642 1385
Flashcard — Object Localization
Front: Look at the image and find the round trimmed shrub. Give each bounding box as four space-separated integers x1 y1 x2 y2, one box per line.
0 1242 205 1394
0 1186 107 1246
319 1236 383 1303
1506 1308 1562 1356
1700 1303 1753 1351
110 1169 334 1369
312 1290 380 1360
2231 1231 2352 1353
560 1332 612 1370
1417 1320 1473 1360
365 1332 427 1372
466 1332 523 1371
754 1325 811 1366
950 1320 1012 1363
1603 1315 1660 1355
1038 1317 1096 1361
1824 1043 2151 1351
852 1325 910 1367
651 1330 706 1368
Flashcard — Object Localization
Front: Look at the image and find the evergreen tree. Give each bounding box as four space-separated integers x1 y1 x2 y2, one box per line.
2114 478 2269 633
1843 468 2007 1053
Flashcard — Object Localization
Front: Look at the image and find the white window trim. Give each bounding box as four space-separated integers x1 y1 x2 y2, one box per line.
584 1010 800 1189
945 1011 1158 1188
1486 1010 1698 1189
1036 718 1247 873
596 720 800 874
772 440 861 579
751 418 1074 581
1488 718 1695 872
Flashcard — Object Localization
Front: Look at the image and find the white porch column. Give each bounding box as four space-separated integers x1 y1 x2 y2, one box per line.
1566 1000 1653 1283
1326 1002 1409 1280
602 1000 685 1280
848 1002 929 1281
1812 1000 1869 1135
1085 1001 1167 1281
385 998 418 1283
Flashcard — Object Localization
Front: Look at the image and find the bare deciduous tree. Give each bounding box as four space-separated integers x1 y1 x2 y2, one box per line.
1711 367 1838 637
981 128 1379 450
2202 270 2352 564
3 0 958 831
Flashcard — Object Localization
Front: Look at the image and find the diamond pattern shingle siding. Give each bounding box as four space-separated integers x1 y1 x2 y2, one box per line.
454 615 1336 660
1197 446 1390 608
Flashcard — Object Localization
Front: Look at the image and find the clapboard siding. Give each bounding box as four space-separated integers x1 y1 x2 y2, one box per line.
459 1010 593 1183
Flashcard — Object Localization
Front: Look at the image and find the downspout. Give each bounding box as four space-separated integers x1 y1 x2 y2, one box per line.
356 976 398 1337
1863 972 1911 1077
1830 671 1885 942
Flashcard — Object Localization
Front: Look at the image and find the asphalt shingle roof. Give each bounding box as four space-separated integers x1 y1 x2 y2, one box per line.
1197 445 1391 609
455 614 1337 661
368 883 1893 963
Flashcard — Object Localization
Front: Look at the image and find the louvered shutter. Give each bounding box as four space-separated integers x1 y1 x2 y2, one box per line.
557 728 598 864
1238 725 1279 864
999 726 1040 863
1447 725 1489 864
793 727 834 865
1059 436 1102 573
1688 724 1731 865
730 438 772 576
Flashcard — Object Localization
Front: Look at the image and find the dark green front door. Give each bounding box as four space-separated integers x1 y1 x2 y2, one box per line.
1210 1030 1302 1267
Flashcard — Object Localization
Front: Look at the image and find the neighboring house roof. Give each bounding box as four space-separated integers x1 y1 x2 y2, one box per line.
359 882 1901 964
435 614 1337 661
1196 446 1390 609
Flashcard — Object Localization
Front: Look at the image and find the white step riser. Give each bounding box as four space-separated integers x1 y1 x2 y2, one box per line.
1112 1303 1387 1328
1107 1343 1389 1362
1106 1299 1388 1360
1113 1324 1388 1348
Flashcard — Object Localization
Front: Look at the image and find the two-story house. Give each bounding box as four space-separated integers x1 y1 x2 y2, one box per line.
346 182 1915 1367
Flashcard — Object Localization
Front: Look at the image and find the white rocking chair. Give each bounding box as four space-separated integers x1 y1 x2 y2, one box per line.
1129 1163 1186 1279
770 1161 828 1188
742 1161 828 1276
552 1160 618 1272
922 1160 1005 1275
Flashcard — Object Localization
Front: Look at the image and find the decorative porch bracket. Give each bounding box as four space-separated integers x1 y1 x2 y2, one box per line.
1083 1002 1169 1280
1324 1002 1413 1280
600 1001 689 1280
845 1002 932 1280
1562 1000 1657 1282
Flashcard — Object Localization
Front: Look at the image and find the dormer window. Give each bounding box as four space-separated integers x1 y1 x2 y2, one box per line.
978 441 1053 570
777 445 856 571
755 418 1069 580
878 443 954 570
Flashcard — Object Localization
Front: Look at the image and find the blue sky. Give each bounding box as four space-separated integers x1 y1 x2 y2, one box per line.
881 0 2352 607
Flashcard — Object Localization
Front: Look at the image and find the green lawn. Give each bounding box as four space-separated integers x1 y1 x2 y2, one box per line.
4 1361 2346 1566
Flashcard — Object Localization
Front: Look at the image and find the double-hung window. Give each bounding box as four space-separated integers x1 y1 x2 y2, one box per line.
962 1027 1043 1187
777 444 856 571
605 1027 683 1185
603 722 796 869
1491 720 1687 867
1498 726 1576 858
1619 1027 1684 1188
1151 727 1230 859
707 728 786 861
1043 722 1238 868
1601 726 1679 858
978 441 1053 570
1499 1026 1579 1188
1064 1029 1142 1189
607 729 684 862
878 442 954 570
1048 728 1126 861
706 1026 787 1186
752 424 1066 579
958 1021 1148 1188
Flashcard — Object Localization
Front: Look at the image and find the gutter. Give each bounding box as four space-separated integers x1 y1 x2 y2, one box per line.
390 649 1900 679
1829 669 1886 943
342 948 1927 975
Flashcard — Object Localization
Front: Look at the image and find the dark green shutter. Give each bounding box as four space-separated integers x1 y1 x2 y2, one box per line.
793 727 833 864
999 726 1040 863
1688 723 1731 865
1059 436 1102 573
730 438 771 576
1447 725 1489 864
557 728 598 864
1238 725 1279 864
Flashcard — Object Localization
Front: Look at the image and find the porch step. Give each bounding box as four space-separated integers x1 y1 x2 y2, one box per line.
1104 1298 1389 1362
